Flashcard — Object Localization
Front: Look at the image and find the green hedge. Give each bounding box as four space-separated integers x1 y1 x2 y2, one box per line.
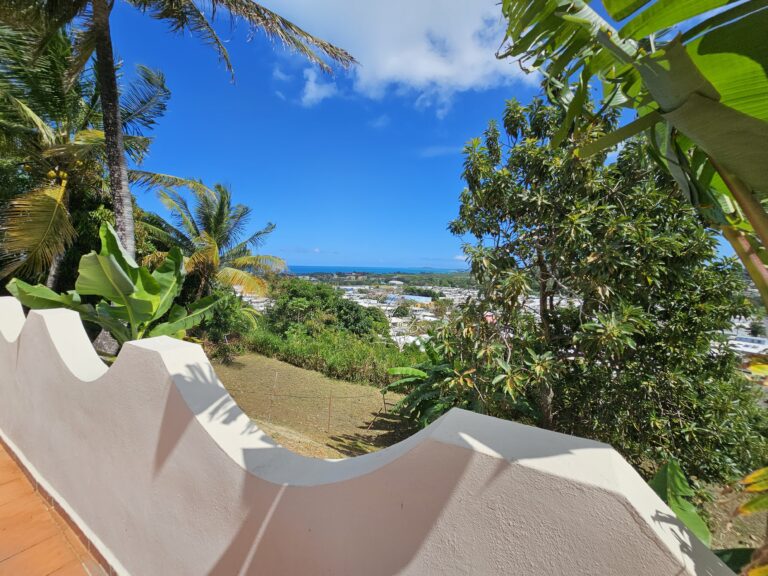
244 320 425 387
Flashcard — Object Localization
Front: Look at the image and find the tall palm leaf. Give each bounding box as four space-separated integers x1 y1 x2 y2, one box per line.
142 183 285 296
0 0 356 259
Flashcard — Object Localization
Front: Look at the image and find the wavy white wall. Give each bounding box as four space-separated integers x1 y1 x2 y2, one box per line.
0 297 732 575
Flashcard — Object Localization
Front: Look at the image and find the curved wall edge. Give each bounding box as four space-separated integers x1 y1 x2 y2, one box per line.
0 297 733 575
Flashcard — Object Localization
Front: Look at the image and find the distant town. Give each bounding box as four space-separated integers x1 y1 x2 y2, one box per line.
242 269 768 379
243 271 476 347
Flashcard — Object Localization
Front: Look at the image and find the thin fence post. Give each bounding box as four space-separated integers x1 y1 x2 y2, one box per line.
267 371 277 423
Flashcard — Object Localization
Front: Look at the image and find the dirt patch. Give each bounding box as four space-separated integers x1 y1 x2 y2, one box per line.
704 484 767 551
215 353 415 459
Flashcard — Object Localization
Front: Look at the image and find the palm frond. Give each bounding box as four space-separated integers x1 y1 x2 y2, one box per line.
130 0 234 74
139 250 168 270
0 1 89 43
129 170 214 197
139 212 195 253
220 241 250 262
0 182 75 279
4 94 55 147
223 202 252 248
229 254 285 274
121 65 170 135
243 221 275 248
191 231 220 269
216 266 267 296
66 8 96 88
158 188 201 237
43 127 104 159
209 0 356 73
202 183 232 246
124 134 152 163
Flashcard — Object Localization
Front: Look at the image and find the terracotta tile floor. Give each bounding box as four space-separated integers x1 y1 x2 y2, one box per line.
0 444 105 576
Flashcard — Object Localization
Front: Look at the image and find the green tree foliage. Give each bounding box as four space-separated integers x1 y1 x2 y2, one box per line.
266 278 389 338
498 0 768 309
749 320 766 338
203 289 257 345
246 319 425 387
199 288 258 364
7 223 215 346
141 183 285 298
243 278 424 385
0 24 193 289
391 100 767 482
403 287 444 300
392 302 411 318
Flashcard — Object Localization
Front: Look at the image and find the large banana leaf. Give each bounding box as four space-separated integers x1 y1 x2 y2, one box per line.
7 223 206 347
649 459 712 547
6 278 91 313
150 247 185 319
148 296 216 338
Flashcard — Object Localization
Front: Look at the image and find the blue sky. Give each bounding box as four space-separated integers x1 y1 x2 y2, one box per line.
111 1 735 266
110 1 541 268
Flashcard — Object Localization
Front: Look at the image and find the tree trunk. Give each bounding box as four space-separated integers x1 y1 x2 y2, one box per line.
92 0 135 257
45 252 64 291
536 246 554 429
93 329 120 356
537 383 554 430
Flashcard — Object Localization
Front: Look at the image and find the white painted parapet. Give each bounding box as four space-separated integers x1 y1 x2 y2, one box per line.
0 297 733 575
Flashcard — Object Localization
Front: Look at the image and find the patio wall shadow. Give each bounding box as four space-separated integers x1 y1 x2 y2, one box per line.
0 297 733 575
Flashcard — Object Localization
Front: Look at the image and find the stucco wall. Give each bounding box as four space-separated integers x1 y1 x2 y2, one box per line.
0 297 733 575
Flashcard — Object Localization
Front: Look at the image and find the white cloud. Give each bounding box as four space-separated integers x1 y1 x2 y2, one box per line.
260 0 533 115
312 247 321 253
274 90 286 100
272 66 290 81
301 68 338 107
419 145 461 158
453 254 467 261
368 114 390 129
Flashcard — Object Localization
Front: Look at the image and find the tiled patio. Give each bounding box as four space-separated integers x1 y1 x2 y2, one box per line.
0 444 105 576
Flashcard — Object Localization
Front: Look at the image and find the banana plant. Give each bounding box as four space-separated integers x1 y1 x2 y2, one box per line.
498 0 768 308
649 459 711 547
7 223 215 346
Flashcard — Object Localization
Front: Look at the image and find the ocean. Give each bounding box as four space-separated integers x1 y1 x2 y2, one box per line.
287 265 466 275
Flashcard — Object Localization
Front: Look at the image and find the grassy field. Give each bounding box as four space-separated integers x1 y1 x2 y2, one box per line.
215 353 414 458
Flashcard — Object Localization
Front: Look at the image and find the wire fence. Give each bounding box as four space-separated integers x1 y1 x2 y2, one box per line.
262 377 392 434
218 361 410 458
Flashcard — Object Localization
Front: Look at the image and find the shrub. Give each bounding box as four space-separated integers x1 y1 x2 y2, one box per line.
267 278 388 338
245 318 424 386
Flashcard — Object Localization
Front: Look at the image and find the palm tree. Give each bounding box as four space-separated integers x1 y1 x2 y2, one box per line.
142 183 285 297
0 1 355 259
0 24 174 286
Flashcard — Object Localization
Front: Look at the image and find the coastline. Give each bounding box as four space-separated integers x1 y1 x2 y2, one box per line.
286 265 468 275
